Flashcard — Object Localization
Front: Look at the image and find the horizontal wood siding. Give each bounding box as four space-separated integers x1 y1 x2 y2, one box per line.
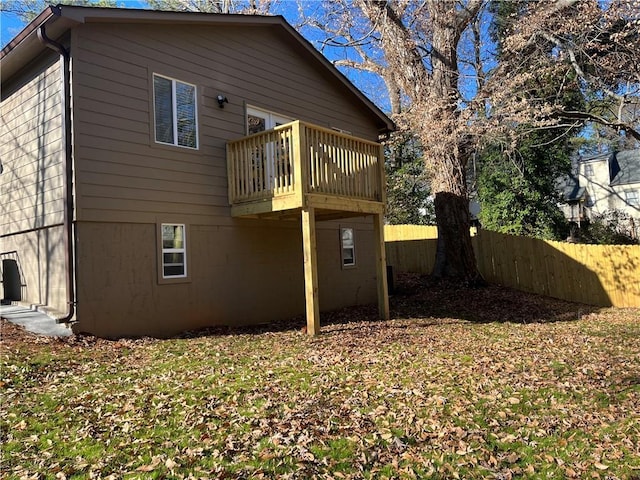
72 23 382 224
1 52 64 235
75 218 377 337
0 226 67 314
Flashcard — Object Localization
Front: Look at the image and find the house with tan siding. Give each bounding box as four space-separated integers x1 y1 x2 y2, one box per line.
0 6 394 338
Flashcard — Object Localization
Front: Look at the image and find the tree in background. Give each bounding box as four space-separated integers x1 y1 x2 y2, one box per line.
474 0 583 240
476 130 573 239
360 0 487 283
305 0 488 283
581 210 639 245
303 0 638 281
385 133 435 225
1 0 277 21
492 0 640 144
145 0 275 14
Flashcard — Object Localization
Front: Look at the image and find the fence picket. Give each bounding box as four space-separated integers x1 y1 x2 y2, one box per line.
384 225 640 308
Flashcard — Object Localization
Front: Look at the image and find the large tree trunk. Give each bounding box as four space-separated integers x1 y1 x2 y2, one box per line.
433 193 478 280
360 0 484 284
432 192 482 285
426 1 483 284
428 150 482 284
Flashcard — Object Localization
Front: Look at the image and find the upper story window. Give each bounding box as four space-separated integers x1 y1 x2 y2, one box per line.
625 190 639 206
153 74 198 149
584 164 594 178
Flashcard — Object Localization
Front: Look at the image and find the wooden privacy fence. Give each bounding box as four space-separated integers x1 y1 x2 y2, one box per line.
384 225 640 308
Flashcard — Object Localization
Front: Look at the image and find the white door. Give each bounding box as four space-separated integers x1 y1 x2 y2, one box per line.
247 107 294 190
247 106 293 133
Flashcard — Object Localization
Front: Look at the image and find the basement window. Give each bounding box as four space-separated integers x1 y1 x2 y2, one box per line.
161 224 187 278
341 227 356 268
153 74 198 149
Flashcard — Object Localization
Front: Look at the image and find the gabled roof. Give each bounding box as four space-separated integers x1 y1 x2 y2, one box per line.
610 149 640 186
579 151 610 164
1 5 394 133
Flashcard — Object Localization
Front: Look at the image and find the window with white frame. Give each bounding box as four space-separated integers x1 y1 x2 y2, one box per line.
625 190 639 206
341 227 355 267
153 74 197 149
161 224 187 278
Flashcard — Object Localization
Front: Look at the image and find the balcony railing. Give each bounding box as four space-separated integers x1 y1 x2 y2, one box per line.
227 121 384 216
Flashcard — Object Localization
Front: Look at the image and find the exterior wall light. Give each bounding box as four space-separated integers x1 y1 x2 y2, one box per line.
217 95 229 108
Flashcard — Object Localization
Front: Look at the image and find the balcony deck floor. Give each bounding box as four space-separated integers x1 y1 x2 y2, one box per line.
230 193 385 221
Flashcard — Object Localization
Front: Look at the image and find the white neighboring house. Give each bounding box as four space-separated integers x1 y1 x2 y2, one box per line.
560 149 640 238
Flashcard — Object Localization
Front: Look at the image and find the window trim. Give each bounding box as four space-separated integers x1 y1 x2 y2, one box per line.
340 226 356 269
157 223 190 284
625 190 639 206
246 105 293 135
153 73 198 150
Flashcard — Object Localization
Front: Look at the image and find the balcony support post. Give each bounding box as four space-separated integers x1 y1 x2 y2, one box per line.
301 206 320 335
374 212 390 320
292 121 307 207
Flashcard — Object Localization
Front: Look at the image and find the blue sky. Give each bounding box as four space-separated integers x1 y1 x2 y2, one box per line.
1 1 147 47
1 10 25 47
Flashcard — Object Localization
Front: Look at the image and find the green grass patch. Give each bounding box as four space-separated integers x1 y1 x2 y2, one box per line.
2 307 639 479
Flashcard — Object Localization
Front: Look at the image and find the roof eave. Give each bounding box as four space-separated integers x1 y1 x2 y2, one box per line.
1 5 59 58
1 7 82 84
274 19 394 133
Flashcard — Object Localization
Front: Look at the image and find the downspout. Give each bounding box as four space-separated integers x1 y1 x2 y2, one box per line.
37 20 76 324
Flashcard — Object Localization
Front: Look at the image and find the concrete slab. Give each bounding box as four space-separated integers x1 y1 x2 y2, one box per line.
0 305 73 337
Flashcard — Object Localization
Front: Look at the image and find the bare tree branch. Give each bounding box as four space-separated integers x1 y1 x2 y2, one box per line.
561 110 640 141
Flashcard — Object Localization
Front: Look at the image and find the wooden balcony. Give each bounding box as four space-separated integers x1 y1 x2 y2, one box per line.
227 121 385 220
